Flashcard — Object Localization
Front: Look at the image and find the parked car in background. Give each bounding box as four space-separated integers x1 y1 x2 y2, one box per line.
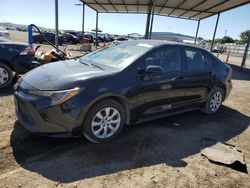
0 42 40 89
0 27 10 42
64 33 80 44
33 32 66 45
104 36 115 42
0 32 10 42
96 36 105 43
15 41 232 143
212 45 226 53
67 31 82 39
0 27 10 38
115 37 128 41
82 34 94 43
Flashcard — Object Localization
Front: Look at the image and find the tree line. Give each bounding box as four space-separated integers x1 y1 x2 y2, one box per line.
207 30 250 44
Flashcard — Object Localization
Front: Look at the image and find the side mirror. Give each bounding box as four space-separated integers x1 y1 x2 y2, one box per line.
145 65 164 76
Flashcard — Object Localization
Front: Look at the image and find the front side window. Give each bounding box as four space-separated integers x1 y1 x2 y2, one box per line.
144 46 182 73
184 48 206 70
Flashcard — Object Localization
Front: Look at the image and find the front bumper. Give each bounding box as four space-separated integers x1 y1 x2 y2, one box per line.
15 90 77 135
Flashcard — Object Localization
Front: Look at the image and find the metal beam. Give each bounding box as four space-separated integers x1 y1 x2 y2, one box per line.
156 13 198 21
210 13 220 52
107 0 118 13
158 0 168 14
194 20 200 45
241 35 250 69
86 3 214 14
190 0 228 19
93 0 108 12
96 11 98 47
82 0 250 22
121 0 128 13
55 0 59 48
98 11 198 21
179 0 208 17
137 0 139 13
168 0 185 16
200 1 250 20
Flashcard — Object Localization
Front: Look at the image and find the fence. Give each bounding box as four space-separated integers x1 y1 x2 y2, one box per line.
223 44 250 56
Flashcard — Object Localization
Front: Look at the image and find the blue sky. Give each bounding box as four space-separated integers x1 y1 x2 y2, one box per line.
0 0 250 39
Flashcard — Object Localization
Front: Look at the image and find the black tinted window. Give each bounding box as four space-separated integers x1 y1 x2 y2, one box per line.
145 46 181 72
205 53 215 67
184 48 206 70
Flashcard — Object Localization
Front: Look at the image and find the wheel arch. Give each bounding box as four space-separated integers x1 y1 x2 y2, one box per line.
213 84 226 101
86 94 131 125
71 93 131 136
0 59 15 72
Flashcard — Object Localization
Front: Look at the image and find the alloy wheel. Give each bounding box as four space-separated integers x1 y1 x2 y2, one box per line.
210 91 222 112
0 67 9 86
91 107 121 139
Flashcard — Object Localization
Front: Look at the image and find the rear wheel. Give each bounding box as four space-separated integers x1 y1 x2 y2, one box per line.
202 87 224 114
0 62 13 89
82 99 125 143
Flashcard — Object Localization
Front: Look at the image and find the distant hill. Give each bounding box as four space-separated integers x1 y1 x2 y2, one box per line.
0 22 57 32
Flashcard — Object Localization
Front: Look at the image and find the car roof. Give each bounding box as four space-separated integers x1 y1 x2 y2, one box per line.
124 40 207 51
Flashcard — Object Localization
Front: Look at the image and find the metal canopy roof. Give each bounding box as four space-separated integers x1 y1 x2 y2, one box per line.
80 0 250 20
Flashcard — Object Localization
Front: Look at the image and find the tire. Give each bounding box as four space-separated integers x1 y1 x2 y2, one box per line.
0 62 13 89
201 87 224 114
82 99 126 143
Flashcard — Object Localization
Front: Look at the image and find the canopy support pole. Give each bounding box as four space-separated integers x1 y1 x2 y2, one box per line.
55 0 59 48
149 0 155 39
210 13 220 52
82 3 85 39
241 35 250 69
194 20 200 45
145 8 151 39
96 11 98 47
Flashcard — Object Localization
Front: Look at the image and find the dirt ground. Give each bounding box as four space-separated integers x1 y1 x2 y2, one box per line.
0 31 250 188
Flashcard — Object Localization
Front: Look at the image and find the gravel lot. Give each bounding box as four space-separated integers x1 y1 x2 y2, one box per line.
0 31 250 188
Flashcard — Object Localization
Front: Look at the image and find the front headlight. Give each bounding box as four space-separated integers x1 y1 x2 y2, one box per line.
28 87 81 105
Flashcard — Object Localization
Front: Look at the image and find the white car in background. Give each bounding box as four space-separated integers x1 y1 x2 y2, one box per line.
0 27 10 42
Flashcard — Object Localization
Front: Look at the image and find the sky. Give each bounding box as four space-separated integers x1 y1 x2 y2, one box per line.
0 0 250 40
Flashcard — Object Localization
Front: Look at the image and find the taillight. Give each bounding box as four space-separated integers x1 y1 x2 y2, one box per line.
19 46 35 56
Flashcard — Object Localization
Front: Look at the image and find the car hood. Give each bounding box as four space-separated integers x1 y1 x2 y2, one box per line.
21 59 112 90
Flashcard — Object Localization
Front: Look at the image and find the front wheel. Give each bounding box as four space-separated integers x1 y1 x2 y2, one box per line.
0 62 13 89
202 87 224 114
82 99 125 143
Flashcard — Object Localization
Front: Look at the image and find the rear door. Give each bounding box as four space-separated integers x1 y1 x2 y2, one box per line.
181 46 216 104
136 45 187 119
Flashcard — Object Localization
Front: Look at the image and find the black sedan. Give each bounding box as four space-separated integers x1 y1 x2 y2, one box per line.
64 33 80 44
33 32 66 45
14 40 232 143
0 42 39 89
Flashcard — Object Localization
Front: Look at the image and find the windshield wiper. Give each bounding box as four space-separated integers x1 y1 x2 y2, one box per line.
88 63 105 70
80 59 105 70
79 61 91 67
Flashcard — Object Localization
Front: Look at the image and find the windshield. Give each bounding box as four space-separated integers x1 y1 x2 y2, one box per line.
80 42 152 69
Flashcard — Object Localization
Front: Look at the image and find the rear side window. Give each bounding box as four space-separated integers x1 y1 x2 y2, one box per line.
184 48 206 70
205 53 215 67
144 46 182 73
